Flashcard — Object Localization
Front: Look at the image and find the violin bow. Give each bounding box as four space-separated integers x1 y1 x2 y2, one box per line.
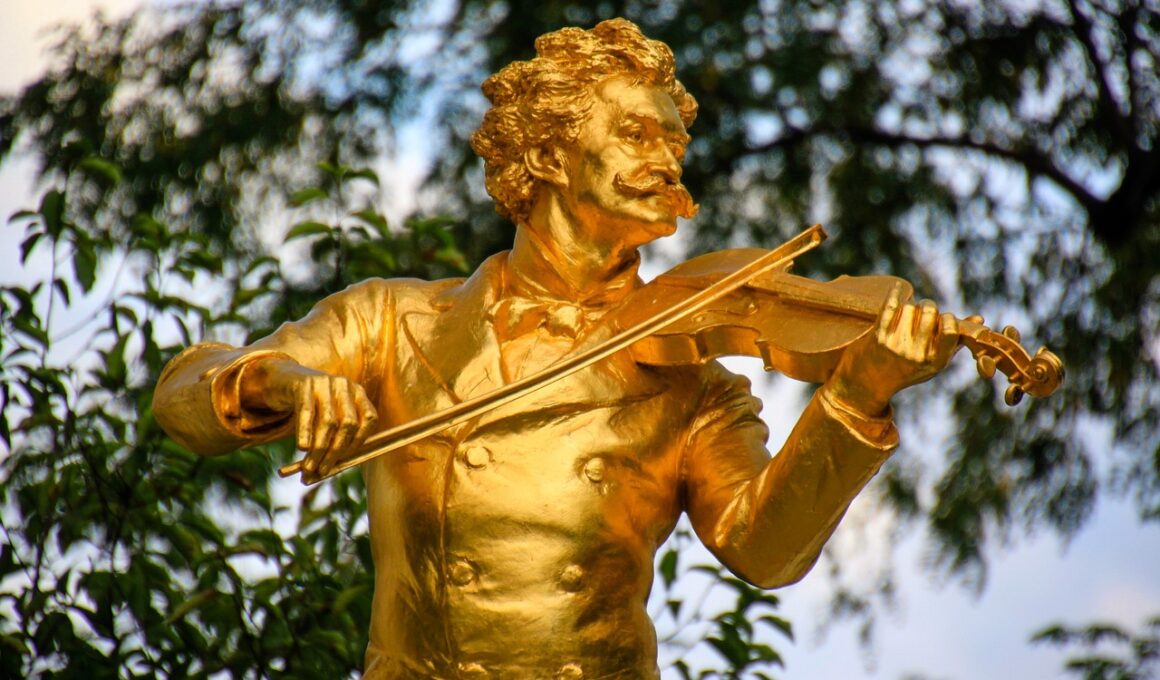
279 224 828 483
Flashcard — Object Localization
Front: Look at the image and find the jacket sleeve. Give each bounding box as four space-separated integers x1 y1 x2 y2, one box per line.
151 279 394 456
682 364 898 588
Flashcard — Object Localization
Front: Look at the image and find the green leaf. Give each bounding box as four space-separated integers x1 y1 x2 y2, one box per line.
8 209 38 224
332 585 367 613
659 549 679 588
310 236 337 261
243 255 279 276
74 242 98 293
238 529 286 557
38 190 64 237
77 157 123 185
706 633 748 666
19 231 43 263
164 589 220 625
290 187 328 207
179 250 223 274
103 333 130 386
316 160 348 180
232 287 269 307
11 316 48 347
352 209 389 238
285 221 333 242
434 246 468 272
757 614 794 641
52 278 70 305
131 214 166 242
345 167 380 186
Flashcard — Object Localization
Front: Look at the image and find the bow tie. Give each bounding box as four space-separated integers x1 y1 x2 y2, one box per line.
489 296 601 340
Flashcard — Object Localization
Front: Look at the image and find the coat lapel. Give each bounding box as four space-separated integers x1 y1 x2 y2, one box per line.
399 253 507 406
396 252 669 436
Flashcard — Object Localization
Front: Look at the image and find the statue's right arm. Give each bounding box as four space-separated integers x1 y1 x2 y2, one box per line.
152 279 392 481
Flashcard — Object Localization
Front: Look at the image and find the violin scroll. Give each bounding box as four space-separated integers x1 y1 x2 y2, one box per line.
959 316 1064 406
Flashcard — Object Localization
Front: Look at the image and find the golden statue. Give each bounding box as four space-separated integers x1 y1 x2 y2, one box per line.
152 19 1062 679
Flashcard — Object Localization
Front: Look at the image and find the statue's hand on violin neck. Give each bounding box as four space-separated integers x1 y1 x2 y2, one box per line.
825 282 961 416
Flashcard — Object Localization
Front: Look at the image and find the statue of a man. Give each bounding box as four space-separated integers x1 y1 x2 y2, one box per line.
153 18 957 679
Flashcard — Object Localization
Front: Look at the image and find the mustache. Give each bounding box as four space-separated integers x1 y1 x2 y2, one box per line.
613 169 700 219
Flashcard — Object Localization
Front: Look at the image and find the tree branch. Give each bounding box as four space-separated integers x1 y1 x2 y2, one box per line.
1065 0 1135 144
1119 4 1146 143
745 126 1105 213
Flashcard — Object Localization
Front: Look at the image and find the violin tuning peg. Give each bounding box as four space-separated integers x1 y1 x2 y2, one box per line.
1004 384 1024 406
1002 325 1021 343
977 354 997 379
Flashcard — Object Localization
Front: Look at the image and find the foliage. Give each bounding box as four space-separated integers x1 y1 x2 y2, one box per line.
1033 617 1160 679
655 530 794 679
1 0 1158 676
0 159 465 676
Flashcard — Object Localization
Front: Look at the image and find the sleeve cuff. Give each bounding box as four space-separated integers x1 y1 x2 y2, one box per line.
818 386 900 451
208 350 297 439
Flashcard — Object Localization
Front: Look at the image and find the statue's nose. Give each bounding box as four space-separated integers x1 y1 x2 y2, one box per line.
651 154 681 184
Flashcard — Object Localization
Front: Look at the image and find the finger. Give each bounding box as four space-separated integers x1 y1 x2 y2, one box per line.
313 376 338 458
324 381 360 474
891 303 916 351
916 299 938 333
297 380 313 450
917 299 938 355
877 283 905 343
298 387 316 471
304 392 330 475
352 387 379 448
934 312 960 361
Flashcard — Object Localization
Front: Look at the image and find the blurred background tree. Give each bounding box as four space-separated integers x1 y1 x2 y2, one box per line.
1 0 1157 677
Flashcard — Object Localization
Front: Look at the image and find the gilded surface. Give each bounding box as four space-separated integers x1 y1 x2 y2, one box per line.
152 18 982 679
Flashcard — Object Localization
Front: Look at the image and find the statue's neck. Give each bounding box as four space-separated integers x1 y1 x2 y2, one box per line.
507 196 640 307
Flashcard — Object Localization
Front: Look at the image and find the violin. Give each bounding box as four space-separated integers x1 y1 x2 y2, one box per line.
280 224 1063 483
616 247 1064 405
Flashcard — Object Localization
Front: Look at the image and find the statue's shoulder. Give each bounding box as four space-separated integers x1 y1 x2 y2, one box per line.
341 254 505 315
330 252 507 323
362 251 507 314
351 275 465 311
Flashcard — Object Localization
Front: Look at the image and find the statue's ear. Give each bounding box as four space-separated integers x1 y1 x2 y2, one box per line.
524 146 569 188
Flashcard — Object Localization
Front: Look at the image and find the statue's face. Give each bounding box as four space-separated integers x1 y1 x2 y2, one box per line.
559 76 695 250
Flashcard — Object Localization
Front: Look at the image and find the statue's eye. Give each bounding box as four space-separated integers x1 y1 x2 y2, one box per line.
625 127 645 143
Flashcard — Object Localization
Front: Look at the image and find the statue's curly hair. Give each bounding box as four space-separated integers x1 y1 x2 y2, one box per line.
470 18 698 225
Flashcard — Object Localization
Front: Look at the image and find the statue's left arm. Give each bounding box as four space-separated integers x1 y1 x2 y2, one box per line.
681 369 898 588
683 285 958 588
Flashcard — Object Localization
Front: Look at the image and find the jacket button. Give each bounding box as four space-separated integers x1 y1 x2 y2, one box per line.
463 445 490 469
458 662 489 679
559 564 585 592
448 559 478 587
556 663 583 679
582 457 605 483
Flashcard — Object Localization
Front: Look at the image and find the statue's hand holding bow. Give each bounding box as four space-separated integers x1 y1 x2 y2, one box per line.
241 359 379 483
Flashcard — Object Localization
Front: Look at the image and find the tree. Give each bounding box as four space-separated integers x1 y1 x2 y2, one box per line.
2 0 1157 677
0 157 472 676
1033 617 1160 680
